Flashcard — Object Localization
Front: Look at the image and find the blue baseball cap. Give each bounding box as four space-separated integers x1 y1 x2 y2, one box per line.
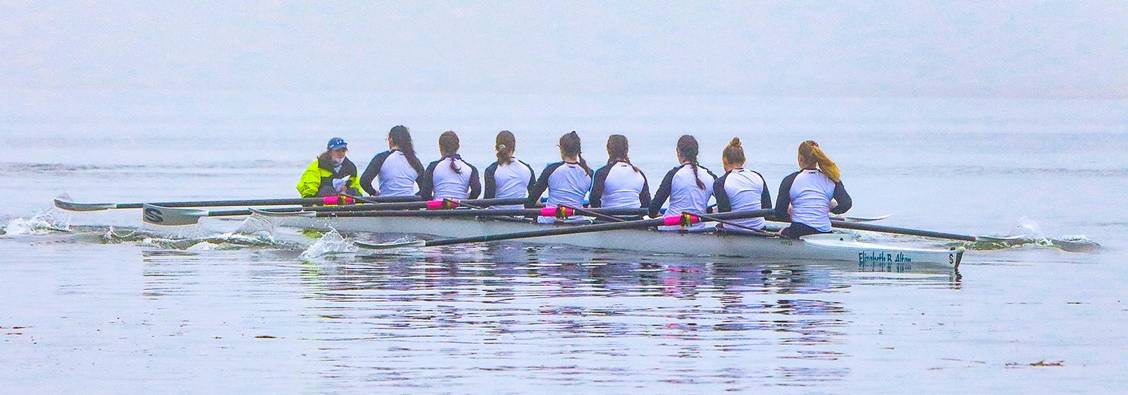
327 137 348 150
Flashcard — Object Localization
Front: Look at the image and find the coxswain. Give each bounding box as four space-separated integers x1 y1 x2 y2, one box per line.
296 137 363 198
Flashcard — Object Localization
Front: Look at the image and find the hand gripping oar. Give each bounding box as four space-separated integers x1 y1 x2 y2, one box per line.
828 220 977 242
355 209 774 250
55 195 417 212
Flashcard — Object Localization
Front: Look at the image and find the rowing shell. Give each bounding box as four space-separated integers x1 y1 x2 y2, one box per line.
278 215 963 272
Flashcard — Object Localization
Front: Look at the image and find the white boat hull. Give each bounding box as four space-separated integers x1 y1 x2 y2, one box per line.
281 216 962 272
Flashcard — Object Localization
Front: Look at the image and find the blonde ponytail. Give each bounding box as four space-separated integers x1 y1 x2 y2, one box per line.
798 140 841 182
722 137 745 165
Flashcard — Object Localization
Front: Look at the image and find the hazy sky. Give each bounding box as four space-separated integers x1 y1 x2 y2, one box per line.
2 0 1125 98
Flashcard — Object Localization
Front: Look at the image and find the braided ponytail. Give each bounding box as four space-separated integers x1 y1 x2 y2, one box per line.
677 134 704 189
606 134 640 173
439 130 461 174
560 131 592 175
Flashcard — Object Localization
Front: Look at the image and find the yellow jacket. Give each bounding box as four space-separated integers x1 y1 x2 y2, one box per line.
297 154 364 198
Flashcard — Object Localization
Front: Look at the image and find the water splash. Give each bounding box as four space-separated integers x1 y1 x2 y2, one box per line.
2 210 72 236
969 217 1101 253
299 229 357 260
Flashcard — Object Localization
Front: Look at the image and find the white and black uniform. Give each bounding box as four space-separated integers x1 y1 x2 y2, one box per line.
484 158 536 209
590 161 651 209
420 154 481 200
360 150 425 197
713 168 772 232
649 163 718 231
774 168 852 235
527 161 592 223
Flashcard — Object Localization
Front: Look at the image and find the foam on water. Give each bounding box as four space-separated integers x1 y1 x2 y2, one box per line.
1 210 71 236
299 228 357 260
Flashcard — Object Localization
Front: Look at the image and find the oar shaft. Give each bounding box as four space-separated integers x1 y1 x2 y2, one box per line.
310 197 527 213
320 207 647 218
98 195 419 209
829 220 977 242
423 209 774 247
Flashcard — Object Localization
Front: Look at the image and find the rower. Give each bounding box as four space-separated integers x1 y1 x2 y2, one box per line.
649 135 718 231
359 125 426 197
774 140 852 238
713 138 772 233
483 130 536 209
296 137 364 198
526 131 593 223
420 131 481 200
590 134 651 209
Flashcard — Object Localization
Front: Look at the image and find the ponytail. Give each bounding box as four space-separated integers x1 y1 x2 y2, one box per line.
798 140 841 182
389 125 423 171
606 134 640 173
677 134 705 189
559 131 592 175
439 130 462 174
495 130 516 164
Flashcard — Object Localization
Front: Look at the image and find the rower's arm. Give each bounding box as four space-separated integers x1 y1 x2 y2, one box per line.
757 172 773 209
648 167 678 218
483 163 498 199
638 173 652 209
467 164 482 199
418 160 439 200
830 181 852 214
526 162 560 208
712 174 731 212
589 166 610 208
359 151 390 196
774 172 798 220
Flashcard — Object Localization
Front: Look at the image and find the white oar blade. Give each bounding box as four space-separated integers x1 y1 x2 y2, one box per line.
248 208 315 217
355 240 426 250
832 214 892 222
142 204 206 226
54 197 115 212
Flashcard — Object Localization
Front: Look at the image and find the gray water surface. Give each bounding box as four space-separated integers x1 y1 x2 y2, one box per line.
1 93 1125 393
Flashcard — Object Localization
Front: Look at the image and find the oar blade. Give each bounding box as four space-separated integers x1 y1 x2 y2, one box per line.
141 204 207 226
355 240 427 250
833 214 892 222
54 197 116 212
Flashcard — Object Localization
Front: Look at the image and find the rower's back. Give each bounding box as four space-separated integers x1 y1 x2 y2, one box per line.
484 158 535 204
778 169 847 232
591 161 650 208
423 155 480 200
714 168 771 231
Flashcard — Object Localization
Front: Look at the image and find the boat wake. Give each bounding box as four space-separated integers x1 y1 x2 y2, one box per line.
967 218 1100 253
1 210 72 236
298 229 358 260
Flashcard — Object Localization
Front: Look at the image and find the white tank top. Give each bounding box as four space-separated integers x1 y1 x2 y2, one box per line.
422 155 481 200
713 168 771 231
591 161 650 208
359 150 424 197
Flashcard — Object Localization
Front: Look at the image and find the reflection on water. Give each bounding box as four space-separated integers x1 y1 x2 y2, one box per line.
124 240 950 390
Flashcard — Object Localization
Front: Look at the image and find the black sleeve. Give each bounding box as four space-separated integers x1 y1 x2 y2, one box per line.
521 161 536 197
418 160 440 200
589 165 610 208
467 163 481 199
760 177 773 210
702 166 719 180
713 173 732 212
830 181 852 214
638 172 652 208
359 151 390 196
483 162 498 199
526 162 561 208
647 167 679 218
774 171 799 220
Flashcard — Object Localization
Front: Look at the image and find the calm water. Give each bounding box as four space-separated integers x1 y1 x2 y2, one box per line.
1 91 1126 393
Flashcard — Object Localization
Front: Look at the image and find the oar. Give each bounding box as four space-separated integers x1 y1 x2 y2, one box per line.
55 195 418 212
831 214 891 223
693 212 775 236
142 204 646 225
356 209 774 249
829 220 977 242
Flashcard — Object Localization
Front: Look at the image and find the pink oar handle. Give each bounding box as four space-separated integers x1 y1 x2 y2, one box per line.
322 196 355 205
540 206 575 217
663 214 700 226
